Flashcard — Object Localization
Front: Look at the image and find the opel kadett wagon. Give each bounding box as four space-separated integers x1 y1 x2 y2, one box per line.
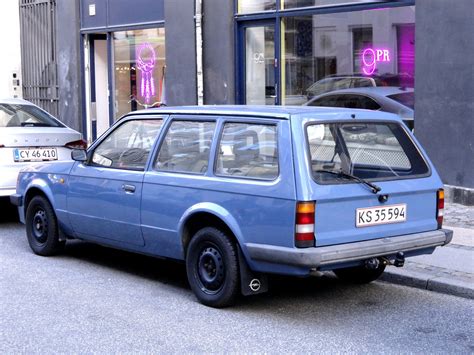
11 106 452 307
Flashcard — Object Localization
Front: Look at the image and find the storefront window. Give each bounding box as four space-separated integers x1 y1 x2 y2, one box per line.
282 6 415 105
238 0 276 13
113 28 166 119
283 0 383 9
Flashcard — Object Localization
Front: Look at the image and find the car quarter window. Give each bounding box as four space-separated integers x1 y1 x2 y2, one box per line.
155 120 216 174
91 119 163 170
216 122 279 180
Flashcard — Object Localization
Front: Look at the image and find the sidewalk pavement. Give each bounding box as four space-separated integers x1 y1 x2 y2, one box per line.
381 224 474 299
380 202 473 299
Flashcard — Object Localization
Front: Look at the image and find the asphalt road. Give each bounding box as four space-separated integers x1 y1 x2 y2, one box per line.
1 201 473 353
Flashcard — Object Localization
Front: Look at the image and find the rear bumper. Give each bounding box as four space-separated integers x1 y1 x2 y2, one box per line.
0 187 17 197
245 229 453 269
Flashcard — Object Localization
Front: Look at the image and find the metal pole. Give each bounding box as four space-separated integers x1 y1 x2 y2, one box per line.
195 0 204 105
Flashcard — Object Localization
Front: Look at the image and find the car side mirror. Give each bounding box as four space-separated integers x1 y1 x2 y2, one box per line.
71 149 87 162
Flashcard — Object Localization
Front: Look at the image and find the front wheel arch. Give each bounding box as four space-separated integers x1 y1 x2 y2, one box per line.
24 187 48 212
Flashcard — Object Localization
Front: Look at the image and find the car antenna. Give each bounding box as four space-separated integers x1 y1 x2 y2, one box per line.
351 113 356 119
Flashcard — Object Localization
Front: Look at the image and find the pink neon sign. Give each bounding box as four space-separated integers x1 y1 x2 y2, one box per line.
136 43 156 103
362 48 391 75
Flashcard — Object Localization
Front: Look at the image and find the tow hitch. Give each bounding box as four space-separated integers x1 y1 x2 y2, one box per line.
374 252 405 268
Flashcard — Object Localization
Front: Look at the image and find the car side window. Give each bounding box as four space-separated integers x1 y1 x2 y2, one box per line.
337 95 380 110
332 78 353 90
359 96 381 110
155 120 216 174
352 78 373 88
91 119 163 171
216 122 278 180
308 95 339 107
335 95 359 108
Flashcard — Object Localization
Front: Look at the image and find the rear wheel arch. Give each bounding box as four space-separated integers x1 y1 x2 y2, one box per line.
181 212 240 256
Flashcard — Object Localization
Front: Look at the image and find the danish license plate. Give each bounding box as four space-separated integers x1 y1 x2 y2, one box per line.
14 147 58 162
356 204 406 227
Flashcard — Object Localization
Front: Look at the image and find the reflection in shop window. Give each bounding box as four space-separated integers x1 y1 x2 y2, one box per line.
353 27 373 74
238 0 276 13
282 6 415 105
283 0 384 9
113 28 166 119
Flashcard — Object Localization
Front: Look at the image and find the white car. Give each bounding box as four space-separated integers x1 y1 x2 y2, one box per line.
304 87 414 130
0 98 85 196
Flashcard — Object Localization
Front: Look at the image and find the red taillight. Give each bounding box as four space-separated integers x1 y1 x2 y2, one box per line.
436 189 444 229
295 201 315 248
65 139 87 149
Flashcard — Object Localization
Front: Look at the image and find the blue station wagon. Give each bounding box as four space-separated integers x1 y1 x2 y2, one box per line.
11 106 452 307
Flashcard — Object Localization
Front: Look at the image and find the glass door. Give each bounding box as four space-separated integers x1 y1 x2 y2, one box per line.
84 34 110 142
241 22 277 105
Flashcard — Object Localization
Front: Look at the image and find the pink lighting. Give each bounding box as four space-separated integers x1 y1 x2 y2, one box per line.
136 43 156 103
362 48 391 75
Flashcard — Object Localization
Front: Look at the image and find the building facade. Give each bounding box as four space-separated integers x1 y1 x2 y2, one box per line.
0 0 22 99
19 0 474 198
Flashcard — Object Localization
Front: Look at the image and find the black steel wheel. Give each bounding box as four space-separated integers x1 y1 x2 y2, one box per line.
186 227 239 308
333 263 386 284
25 195 65 256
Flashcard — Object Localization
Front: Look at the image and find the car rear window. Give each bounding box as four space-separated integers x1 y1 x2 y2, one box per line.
387 92 414 110
306 122 429 183
0 104 63 127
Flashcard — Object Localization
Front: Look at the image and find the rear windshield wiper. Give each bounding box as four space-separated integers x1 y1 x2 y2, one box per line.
315 169 381 194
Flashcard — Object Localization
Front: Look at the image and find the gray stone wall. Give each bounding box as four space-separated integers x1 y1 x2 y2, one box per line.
164 0 197 105
415 0 474 188
56 0 83 132
202 0 235 104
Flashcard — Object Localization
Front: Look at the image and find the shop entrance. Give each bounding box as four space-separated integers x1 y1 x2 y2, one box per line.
84 34 111 142
239 21 277 105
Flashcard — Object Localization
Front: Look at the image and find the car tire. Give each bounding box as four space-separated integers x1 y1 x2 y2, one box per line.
333 263 386 284
186 227 240 308
25 195 65 256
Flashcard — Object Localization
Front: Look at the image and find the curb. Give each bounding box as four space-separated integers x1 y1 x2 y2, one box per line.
444 185 474 206
380 268 474 300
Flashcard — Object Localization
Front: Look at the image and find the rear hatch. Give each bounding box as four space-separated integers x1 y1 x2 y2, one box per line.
0 127 81 176
0 127 80 148
0 102 81 163
305 120 440 247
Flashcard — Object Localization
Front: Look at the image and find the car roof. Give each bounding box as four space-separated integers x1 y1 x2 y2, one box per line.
0 97 35 105
312 86 414 98
129 105 402 122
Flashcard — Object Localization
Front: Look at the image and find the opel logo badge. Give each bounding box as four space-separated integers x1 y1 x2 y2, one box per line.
249 279 261 292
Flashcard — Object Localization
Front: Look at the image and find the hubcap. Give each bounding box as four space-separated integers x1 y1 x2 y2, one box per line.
32 209 48 243
197 245 225 294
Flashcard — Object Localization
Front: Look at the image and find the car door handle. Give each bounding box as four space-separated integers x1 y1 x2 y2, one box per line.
122 184 136 193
